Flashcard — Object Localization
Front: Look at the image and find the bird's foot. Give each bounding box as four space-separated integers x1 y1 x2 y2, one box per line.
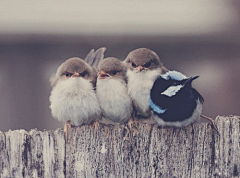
64 120 72 141
201 115 220 135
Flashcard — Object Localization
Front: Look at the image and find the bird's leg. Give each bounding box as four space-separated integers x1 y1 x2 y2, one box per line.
92 120 100 135
201 114 220 135
64 120 72 140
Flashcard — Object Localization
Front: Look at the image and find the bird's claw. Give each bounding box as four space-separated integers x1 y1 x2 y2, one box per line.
64 120 72 141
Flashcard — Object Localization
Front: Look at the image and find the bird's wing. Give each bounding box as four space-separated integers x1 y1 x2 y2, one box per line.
84 47 106 69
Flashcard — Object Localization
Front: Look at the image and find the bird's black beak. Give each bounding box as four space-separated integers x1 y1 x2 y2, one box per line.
184 76 199 85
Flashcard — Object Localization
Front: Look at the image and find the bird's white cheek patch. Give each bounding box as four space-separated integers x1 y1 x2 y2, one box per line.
161 85 183 97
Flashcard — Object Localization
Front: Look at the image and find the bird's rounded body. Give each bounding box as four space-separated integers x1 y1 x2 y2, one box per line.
49 57 102 126
124 48 168 118
50 77 101 126
150 70 204 127
151 96 202 127
96 57 133 124
96 78 132 124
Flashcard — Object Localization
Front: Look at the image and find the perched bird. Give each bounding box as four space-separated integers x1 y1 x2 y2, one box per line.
124 48 168 119
49 48 105 138
96 57 133 125
150 70 204 127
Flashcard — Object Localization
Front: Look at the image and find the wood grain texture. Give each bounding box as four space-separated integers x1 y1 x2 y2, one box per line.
0 116 239 178
0 129 65 178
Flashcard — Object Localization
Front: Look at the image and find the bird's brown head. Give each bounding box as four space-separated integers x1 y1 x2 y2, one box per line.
124 48 167 73
97 57 127 81
50 57 97 87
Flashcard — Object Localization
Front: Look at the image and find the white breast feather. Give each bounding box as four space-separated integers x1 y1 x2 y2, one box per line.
49 77 101 126
126 69 161 114
96 78 132 123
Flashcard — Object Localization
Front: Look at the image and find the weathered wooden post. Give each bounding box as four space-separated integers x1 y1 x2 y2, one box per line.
0 116 239 178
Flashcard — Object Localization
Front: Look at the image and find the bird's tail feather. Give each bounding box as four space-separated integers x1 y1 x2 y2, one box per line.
85 47 106 69
200 114 219 135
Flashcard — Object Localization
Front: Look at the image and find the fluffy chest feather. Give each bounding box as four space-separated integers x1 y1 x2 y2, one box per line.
49 78 101 126
96 78 132 123
126 69 161 114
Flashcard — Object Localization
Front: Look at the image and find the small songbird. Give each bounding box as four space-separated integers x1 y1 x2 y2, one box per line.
150 70 204 127
96 57 133 125
124 48 168 119
49 48 105 138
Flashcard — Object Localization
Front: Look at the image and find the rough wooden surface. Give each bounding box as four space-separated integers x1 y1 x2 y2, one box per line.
0 129 65 178
0 116 239 178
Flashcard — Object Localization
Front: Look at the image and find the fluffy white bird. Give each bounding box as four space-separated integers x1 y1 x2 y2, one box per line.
96 57 133 125
124 48 168 120
49 48 105 138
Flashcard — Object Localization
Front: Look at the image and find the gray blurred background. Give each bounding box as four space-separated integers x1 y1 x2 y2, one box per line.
0 0 240 132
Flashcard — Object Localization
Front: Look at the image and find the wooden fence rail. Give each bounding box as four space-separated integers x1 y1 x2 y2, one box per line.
0 116 239 178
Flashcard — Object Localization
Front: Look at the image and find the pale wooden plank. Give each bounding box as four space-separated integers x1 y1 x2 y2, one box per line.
0 116 239 178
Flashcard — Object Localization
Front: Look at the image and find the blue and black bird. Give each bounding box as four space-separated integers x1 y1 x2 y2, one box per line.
150 70 204 127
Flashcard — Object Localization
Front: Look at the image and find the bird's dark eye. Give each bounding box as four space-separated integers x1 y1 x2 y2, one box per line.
65 72 72 77
80 71 86 77
132 62 137 67
143 62 151 68
112 71 117 75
